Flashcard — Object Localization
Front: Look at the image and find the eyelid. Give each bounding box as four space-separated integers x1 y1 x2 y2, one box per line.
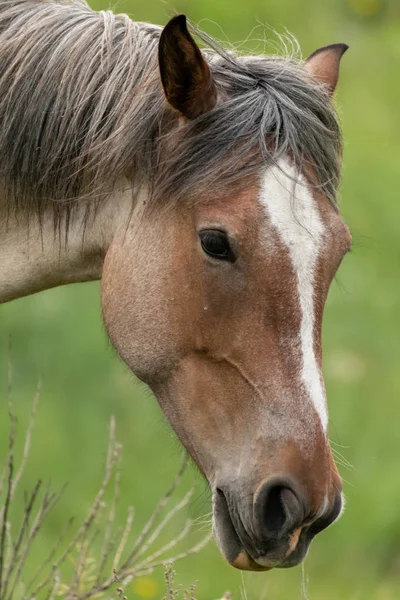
199 227 228 236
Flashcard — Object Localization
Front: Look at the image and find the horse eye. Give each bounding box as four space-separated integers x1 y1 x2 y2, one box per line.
199 230 236 262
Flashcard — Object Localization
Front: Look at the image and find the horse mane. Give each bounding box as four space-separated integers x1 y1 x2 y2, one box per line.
0 0 342 226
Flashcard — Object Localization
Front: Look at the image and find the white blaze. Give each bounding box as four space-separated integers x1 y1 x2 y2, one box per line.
259 161 328 433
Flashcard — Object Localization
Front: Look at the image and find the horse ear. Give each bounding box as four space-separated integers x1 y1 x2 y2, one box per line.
305 44 349 95
158 14 217 119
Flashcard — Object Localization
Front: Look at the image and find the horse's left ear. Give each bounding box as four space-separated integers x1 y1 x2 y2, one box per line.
158 14 217 119
305 44 349 95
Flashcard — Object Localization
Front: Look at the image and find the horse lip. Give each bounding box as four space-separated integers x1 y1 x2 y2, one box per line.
275 527 311 568
213 486 310 571
212 487 244 564
212 487 278 571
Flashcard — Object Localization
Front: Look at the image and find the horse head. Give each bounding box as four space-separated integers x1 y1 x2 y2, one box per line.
102 15 351 571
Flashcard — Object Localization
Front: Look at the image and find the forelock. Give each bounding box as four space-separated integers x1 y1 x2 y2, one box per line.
155 27 342 209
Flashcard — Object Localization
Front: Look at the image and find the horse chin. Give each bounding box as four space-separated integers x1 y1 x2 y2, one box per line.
212 519 270 572
225 550 271 572
212 518 270 572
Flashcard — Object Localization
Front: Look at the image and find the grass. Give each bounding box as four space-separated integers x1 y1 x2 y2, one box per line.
0 374 212 599
1 0 400 598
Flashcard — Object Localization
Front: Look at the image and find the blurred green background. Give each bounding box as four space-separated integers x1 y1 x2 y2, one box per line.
1 0 400 598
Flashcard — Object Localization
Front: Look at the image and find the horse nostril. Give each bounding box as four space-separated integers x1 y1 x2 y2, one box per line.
264 486 287 536
255 479 304 540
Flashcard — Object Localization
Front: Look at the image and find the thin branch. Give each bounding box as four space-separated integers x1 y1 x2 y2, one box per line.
78 531 212 600
131 531 213 578
0 452 13 594
45 571 60 600
3 522 12 580
112 506 134 571
68 509 105 596
0 464 8 504
7 485 62 600
11 378 41 499
25 516 75 595
118 454 188 572
0 378 16 599
138 519 193 567
0 402 205 600
31 417 118 598
134 488 194 562
2 480 42 599
0 341 15 502
97 442 122 581
77 456 195 600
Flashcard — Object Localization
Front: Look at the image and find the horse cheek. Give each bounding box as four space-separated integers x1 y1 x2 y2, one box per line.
101 235 183 385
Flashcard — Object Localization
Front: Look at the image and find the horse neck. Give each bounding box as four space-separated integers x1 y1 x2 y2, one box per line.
0 183 134 303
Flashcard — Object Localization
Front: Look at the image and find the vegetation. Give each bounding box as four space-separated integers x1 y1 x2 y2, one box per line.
0 371 211 599
1 0 399 598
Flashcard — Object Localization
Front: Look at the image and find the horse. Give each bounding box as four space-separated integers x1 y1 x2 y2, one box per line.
0 0 351 572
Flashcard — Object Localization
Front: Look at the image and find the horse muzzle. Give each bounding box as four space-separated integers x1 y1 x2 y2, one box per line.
212 476 343 571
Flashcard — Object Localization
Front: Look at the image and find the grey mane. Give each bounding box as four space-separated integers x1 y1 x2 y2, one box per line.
0 0 342 225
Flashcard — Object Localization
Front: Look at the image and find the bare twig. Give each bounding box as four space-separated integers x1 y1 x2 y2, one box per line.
112 506 134 571
26 516 75 594
11 377 41 499
0 396 209 600
76 456 211 600
133 532 213 578
97 443 122 581
31 417 118 598
3 522 12 579
2 480 42 599
0 447 13 597
118 454 189 573
45 571 60 600
0 357 16 599
138 519 193 568
7 485 63 600
134 488 194 562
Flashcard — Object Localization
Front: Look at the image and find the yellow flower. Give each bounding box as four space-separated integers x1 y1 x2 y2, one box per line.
348 0 382 17
133 576 159 598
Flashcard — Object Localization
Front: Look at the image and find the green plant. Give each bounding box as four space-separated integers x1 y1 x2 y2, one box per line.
0 359 211 600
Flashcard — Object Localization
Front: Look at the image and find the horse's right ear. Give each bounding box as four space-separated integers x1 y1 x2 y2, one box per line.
158 15 217 119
